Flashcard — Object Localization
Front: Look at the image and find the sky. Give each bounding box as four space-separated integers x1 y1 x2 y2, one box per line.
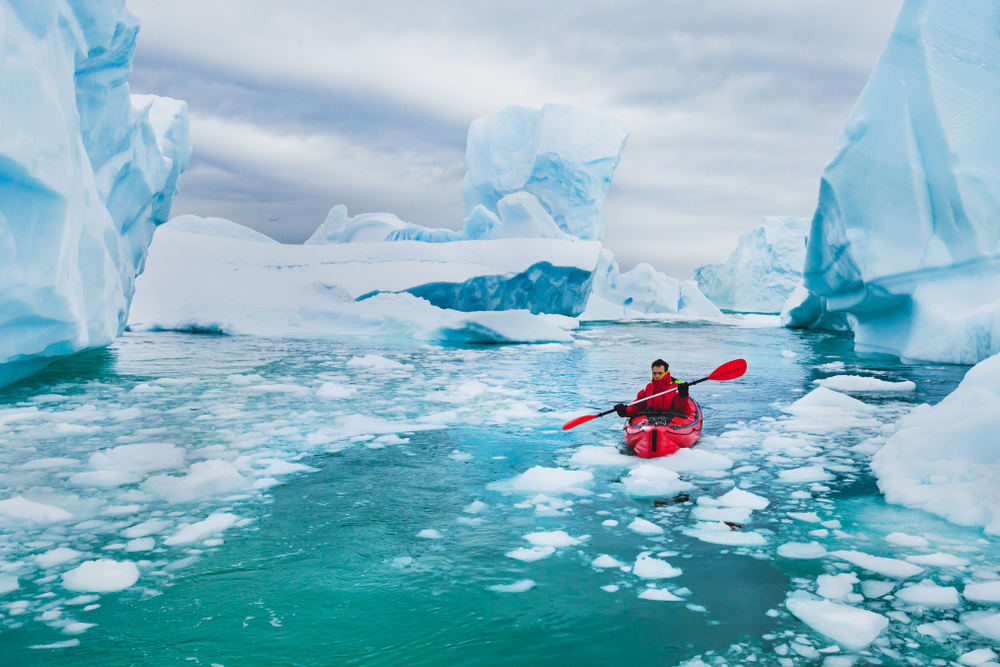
128 0 905 279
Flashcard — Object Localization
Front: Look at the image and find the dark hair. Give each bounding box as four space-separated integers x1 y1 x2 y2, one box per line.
651 359 668 370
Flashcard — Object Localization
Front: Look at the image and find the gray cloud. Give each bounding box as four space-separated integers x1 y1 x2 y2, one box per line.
128 0 903 276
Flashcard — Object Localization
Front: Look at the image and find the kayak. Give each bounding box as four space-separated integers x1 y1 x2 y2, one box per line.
623 400 702 458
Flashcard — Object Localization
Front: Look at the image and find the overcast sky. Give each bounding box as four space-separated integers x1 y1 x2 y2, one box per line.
128 0 904 278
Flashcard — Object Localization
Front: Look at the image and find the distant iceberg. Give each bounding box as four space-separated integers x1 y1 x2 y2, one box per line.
696 217 807 313
784 0 1000 364
0 1 190 387
589 250 721 318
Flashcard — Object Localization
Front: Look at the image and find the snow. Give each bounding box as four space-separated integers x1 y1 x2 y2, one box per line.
783 0 1000 364
130 231 600 339
61 560 140 592
161 215 277 244
695 217 809 313
785 595 888 650
831 550 924 578
511 467 593 493
633 553 682 579
813 376 916 393
895 581 960 607
0 1 190 388
872 353 1000 535
627 518 664 535
777 542 828 559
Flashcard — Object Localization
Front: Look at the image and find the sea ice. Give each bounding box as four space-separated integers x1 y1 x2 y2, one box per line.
691 507 752 523
90 443 186 473
36 548 82 569
627 518 664 535
905 553 969 568
163 513 239 546
959 648 999 666
569 446 633 467
523 531 584 548
589 249 722 318
592 555 627 568
622 466 695 497
511 467 593 493
785 595 888 650
0 575 19 594
716 488 769 510
895 581 960 607
488 580 536 593
817 573 858 600
885 532 929 547
683 522 766 546
633 553 682 579
777 542 827 559
966 581 1000 604
637 588 683 602
695 217 808 313
778 467 833 483
62 560 140 592
0 496 72 523
140 460 248 503
813 376 916 393
506 546 556 562
831 550 924 578
417 529 443 539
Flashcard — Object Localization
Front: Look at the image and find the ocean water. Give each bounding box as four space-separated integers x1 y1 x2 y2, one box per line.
0 321 987 666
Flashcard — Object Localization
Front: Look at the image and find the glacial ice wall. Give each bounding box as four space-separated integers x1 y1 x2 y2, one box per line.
0 0 190 386
785 0 1000 364
695 217 808 313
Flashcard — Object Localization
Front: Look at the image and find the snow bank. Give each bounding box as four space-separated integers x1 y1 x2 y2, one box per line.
783 0 1000 364
0 0 190 388
872 353 1000 534
130 231 599 340
695 217 808 313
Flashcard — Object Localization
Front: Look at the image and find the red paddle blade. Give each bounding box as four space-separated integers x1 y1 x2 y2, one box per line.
562 413 599 430
708 358 747 382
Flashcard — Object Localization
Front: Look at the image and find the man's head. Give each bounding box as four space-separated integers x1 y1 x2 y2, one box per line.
651 359 669 379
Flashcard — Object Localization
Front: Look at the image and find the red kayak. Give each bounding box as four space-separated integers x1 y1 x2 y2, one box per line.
624 400 702 458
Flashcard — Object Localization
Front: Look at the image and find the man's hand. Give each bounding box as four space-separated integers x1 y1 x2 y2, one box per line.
677 383 689 398
614 403 627 417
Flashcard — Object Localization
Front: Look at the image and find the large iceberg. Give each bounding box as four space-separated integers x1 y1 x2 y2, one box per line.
0 0 190 387
784 0 1000 364
695 217 808 313
872 352 1000 534
128 221 599 343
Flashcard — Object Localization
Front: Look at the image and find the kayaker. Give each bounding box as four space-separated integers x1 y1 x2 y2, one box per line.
614 359 691 417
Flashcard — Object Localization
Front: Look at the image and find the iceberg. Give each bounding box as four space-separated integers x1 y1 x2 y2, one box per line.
0 0 190 387
871 352 1000 534
128 226 598 342
783 0 1000 364
695 217 808 313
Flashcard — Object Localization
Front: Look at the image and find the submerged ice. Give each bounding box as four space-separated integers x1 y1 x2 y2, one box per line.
0 0 190 388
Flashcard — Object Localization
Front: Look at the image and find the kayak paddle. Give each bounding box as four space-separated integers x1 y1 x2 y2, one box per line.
561 358 748 431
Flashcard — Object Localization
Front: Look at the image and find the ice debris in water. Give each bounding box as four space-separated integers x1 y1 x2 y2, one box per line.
488 580 536 593
509 467 593 493
813 375 916 393
777 542 827 560
622 466 694 497
61 560 140 593
416 529 442 539
627 518 664 535
632 553 682 579
523 531 585 548
785 594 888 651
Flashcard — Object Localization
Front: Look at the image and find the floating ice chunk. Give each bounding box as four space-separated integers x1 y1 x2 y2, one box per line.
633 553 682 579
523 531 584 547
124 519 172 538
785 595 888 650
964 612 1000 641
448 451 473 462
316 383 357 399
787 512 822 523
592 555 627 568
817 573 858 600
164 513 239 546
464 501 487 514
885 532 929 547
0 496 72 523
126 538 155 552
965 581 1000 604
691 506 752 523
602 520 618 526
16 458 81 471
831 550 924 578
777 542 827 559
69 470 143 487
623 466 695 497
569 446 632 467
638 588 683 601
905 552 969 568
716 488 769 509
28 640 80 650
256 460 315 476
649 449 733 473
140 460 248 503
813 376 915 392
511 466 593 493
895 580 960 607
62 560 140 592
417 529 442 539
506 546 555 562
778 466 833 483
861 581 895 599
90 443 185 473
346 355 413 371
488 580 536 593
0 575 18 594
340 414 444 438
783 388 875 414
627 518 664 535
36 548 82 568
601 585 619 593
959 648 999 666
684 522 766 546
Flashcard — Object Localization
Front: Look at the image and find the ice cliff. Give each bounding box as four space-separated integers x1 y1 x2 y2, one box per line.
0 0 190 386
695 217 808 313
783 0 1000 364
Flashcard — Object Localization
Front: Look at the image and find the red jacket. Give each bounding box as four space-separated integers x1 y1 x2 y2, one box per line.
625 373 692 417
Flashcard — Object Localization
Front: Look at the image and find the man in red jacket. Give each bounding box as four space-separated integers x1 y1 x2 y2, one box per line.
614 359 691 417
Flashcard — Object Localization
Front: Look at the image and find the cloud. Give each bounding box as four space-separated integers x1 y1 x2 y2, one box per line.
128 0 904 276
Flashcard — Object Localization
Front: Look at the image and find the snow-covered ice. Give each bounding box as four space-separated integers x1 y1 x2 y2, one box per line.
695 217 808 313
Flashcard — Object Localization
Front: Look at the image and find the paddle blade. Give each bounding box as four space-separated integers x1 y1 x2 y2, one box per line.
708 358 747 382
562 413 600 430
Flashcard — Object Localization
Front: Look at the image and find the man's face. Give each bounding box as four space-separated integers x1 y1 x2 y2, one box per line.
651 365 667 380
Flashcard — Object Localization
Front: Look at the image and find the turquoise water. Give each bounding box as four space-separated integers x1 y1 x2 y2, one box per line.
0 322 982 665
